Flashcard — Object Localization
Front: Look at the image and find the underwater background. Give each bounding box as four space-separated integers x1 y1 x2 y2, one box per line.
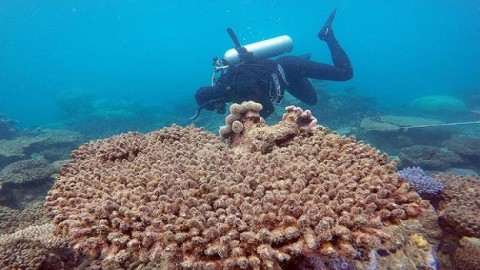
1 0 479 128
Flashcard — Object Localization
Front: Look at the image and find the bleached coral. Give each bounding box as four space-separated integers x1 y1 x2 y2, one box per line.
45 103 432 269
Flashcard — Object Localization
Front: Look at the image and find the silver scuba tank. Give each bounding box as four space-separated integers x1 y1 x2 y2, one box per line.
223 35 293 65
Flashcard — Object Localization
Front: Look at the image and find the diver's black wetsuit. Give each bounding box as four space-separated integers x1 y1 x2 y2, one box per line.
194 18 353 118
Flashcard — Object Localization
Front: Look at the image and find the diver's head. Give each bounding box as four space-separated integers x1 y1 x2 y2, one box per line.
190 85 228 120
194 85 227 112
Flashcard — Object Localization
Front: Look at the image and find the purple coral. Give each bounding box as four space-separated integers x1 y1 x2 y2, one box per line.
398 167 444 197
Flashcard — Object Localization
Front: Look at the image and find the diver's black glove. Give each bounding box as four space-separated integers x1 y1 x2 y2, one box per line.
318 8 337 42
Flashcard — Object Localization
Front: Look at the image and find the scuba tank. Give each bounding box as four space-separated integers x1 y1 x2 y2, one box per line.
223 35 293 65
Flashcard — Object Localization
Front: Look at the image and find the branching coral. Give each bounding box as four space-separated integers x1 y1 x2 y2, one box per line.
46 102 432 269
397 167 444 198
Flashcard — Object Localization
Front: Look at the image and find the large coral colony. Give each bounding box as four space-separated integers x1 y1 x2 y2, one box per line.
38 101 442 269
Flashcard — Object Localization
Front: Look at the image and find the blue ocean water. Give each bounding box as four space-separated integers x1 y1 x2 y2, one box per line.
0 0 479 127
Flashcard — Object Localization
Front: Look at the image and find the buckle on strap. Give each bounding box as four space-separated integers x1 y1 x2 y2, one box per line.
270 73 284 104
269 64 287 104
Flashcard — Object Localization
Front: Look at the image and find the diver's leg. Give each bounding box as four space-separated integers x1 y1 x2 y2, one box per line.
276 38 352 81
275 56 319 105
285 78 318 105
321 31 353 78
278 9 353 81
318 8 350 71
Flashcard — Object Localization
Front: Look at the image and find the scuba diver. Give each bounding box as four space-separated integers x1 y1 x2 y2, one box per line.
192 9 353 119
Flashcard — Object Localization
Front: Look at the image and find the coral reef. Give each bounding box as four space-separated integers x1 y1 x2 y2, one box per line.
0 128 82 168
0 223 77 269
308 82 376 129
367 219 440 270
220 102 318 153
410 95 467 113
452 237 480 270
398 145 463 171
0 113 17 139
397 167 444 198
360 115 444 132
56 89 95 117
0 202 50 235
0 157 58 208
444 136 480 168
219 101 265 147
435 174 480 238
358 115 456 155
0 128 81 207
0 157 56 186
59 97 166 139
283 253 355 270
0 205 20 234
46 102 434 269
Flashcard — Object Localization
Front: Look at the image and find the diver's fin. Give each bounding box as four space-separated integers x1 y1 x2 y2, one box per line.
324 8 337 29
318 8 337 41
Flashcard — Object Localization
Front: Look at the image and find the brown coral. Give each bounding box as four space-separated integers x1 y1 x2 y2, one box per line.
0 205 20 234
221 102 320 154
399 145 463 171
220 101 265 147
0 202 50 235
0 157 56 185
444 136 480 158
435 174 480 238
45 104 431 269
0 128 82 163
452 237 480 270
0 223 76 269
